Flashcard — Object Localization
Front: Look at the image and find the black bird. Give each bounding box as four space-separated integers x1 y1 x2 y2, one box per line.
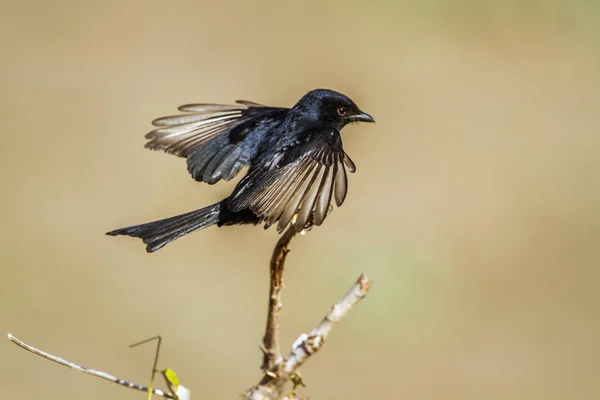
107 89 374 252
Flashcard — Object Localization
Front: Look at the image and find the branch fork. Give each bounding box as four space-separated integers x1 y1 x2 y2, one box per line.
7 226 372 400
248 226 373 400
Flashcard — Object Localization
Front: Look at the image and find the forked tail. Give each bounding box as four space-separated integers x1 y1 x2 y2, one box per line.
106 201 223 253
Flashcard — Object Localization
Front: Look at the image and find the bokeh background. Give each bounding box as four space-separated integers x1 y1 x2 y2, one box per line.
2 1 599 399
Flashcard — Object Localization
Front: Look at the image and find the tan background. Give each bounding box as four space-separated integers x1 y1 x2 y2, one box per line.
1 1 599 399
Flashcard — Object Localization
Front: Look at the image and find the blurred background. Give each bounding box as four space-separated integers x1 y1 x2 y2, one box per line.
1 1 599 399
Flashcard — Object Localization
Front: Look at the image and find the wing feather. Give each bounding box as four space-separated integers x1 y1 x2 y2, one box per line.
276 163 317 231
333 153 348 206
144 101 287 183
228 130 355 232
150 111 242 128
314 165 334 226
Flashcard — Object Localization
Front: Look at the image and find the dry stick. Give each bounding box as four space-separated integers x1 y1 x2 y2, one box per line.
7 333 175 399
261 225 297 371
247 272 373 400
129 336 163 400
9 226 369 400
282 272 372 377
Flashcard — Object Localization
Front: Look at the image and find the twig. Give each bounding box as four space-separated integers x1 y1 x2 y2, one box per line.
261 225 297 370
282 272 372 374
247 272 373 400
129 335 163 400
7 333 175 399
9 225 371 400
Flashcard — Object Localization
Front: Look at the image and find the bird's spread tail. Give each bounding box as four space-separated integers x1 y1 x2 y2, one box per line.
106 201 223 252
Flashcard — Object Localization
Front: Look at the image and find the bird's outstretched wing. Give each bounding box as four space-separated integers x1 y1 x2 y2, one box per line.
228 129 356 232
145 101 287 184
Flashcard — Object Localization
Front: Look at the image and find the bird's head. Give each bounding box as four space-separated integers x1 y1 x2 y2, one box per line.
293 89 375 130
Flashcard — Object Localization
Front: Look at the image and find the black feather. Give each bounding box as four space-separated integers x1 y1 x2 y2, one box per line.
108 89 374 252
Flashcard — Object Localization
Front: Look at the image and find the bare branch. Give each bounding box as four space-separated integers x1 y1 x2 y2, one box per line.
283 272 372 374
261 225 297 371
7 333 175 399
8 225 372 400
247 272 373 400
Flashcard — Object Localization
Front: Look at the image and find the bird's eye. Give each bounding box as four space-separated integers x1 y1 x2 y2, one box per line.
337 106 347 116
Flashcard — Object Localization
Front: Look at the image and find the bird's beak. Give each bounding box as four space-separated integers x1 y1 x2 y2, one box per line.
350 111 375 123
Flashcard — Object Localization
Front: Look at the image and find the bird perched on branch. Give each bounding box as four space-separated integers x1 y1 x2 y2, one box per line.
107 89 374 252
